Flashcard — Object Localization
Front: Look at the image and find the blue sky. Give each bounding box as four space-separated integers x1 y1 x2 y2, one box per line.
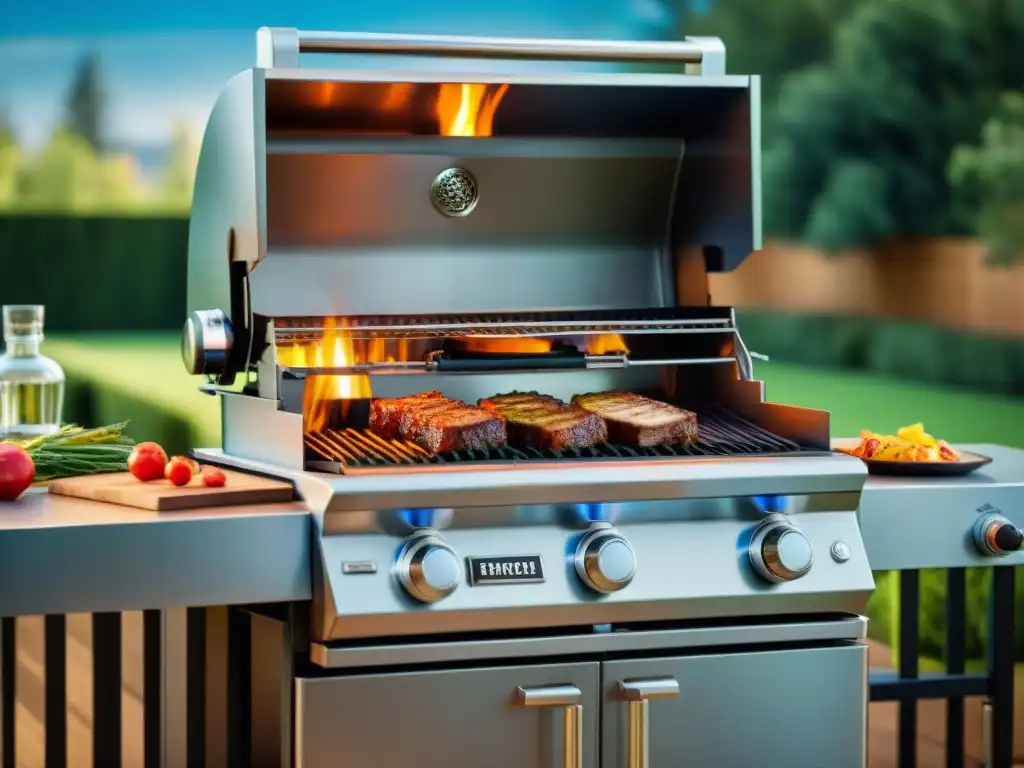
0 0 678 150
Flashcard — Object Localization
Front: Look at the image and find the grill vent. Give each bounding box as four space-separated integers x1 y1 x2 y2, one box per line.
431 167 479 217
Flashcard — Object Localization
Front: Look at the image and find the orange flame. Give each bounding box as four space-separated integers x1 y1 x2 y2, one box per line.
277 318 372 432
456 335 629 356
586 334 629 355
436 83 509 137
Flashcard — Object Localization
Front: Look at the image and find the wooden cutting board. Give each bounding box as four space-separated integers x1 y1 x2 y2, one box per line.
48 469 294 511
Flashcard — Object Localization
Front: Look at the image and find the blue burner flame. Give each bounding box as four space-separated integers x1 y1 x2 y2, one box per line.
754 495 786 513
574 503 609 523
398 508 434 528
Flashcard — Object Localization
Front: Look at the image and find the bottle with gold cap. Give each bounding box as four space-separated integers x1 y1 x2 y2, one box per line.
0 305 65 441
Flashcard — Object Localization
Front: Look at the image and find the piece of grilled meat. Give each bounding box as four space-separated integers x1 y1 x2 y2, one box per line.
479 392 608 450
571 392 698 447
369 392 507 453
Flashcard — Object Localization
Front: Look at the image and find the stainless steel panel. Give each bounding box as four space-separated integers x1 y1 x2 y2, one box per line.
307 510 872 640
0 491 310 616
186 69 266 319
309 615 867 668
294 662 600 767
856 443 1024 570
250 247 667 317
266 154 678 248
602 644 868 768
195 446 867 514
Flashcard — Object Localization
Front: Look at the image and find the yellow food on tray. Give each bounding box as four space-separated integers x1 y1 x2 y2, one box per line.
838 423 961 463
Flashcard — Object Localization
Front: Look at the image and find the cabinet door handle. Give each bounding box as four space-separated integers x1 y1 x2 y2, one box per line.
516 684 584 768
618 678 680 768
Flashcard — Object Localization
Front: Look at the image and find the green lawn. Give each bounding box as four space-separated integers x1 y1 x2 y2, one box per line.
758 361 1024 448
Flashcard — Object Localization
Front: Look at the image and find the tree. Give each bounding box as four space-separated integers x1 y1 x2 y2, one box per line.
0 104 20 209
161 121 200 211
14 128 144 213
65 53 106 153
949 92 1024 264
763 0 1024 251
678 0 859 110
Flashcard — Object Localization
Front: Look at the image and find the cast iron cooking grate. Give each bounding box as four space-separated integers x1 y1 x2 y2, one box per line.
303 404 810 473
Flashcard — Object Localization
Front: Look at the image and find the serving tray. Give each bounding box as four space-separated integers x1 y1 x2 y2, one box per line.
832 440 993 477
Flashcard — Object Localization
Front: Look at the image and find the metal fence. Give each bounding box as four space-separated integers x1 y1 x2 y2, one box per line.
0 568 1017 767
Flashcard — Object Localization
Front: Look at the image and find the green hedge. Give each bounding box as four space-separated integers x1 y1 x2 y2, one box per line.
736 310 1024 396
0 215 189 332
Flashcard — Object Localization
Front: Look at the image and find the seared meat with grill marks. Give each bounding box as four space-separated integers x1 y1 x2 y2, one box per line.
479 391 608 450
570 392 698 447
369 392 507 453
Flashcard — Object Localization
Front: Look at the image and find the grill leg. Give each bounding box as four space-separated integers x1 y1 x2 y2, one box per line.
945 568 966 768
1 617 14 768
898 570 920 768
987 567 1015 768
92 612 123 767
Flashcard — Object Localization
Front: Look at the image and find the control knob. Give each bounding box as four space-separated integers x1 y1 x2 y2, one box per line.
748 514 814 583
181 309 234 376
574 526 637 594
973 513 1024 557
394 534 462 603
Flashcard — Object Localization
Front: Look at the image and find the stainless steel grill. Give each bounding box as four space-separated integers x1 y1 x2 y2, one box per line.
185 26 873 768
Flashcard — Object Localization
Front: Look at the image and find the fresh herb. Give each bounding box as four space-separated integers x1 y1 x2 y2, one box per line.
6 422 136 482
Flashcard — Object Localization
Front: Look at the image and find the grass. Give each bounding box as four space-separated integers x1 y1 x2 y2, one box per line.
45 333 221 447
757 361 1024 448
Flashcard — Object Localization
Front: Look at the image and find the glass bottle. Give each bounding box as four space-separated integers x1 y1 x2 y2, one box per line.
0 305 66 440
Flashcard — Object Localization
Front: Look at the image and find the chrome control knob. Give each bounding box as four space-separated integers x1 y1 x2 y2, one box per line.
973 514 1024 557
181 309 234 376
574 527 637 594
394 534 462 603
749 514 814 583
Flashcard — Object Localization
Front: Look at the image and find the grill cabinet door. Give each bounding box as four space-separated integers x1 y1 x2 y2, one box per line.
295 661 601 767
601 644 867 768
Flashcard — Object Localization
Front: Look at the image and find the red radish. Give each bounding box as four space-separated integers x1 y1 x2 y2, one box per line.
128 442 168 481
164 456 195 487
0 444 36 501
201 466 227 488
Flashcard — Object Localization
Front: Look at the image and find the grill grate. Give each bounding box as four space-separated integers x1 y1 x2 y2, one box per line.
275 307 735 342
304 405 811 473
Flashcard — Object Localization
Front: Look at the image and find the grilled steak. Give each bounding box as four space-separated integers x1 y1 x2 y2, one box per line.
369 391 444 439
571 392 698 447
369 392 507 453
479 392 608 450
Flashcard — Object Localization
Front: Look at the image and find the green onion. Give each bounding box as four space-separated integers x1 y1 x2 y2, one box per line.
8 421 137 482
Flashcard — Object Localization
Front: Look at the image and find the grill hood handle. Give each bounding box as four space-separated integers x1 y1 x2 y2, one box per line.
256 27 725 74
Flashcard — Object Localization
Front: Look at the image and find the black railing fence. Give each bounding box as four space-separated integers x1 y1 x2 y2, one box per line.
0 567 1017 767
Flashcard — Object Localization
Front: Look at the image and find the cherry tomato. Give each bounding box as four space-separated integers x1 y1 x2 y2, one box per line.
164 456 195 487
128 442 168 482
201 466 227 488
0 444 35 501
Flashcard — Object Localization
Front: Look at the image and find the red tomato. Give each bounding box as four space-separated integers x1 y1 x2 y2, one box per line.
128 442 168 481
164 457 194 487
201 466 227 488
0 444 36 501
